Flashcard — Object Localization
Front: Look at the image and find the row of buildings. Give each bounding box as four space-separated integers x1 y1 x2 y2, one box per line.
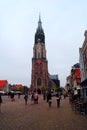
65 30 87 101
0 80 28 94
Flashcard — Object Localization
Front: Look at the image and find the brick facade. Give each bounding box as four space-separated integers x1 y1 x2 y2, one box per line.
31 16 49 90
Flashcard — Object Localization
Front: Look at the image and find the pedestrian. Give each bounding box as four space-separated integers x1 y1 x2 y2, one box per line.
46 91 49 102
56 92 61 108
18 92 21 99
31 92 34 104
43 91 46 100
0 94 2 113
34 91 38 104
8 92 11 98
11 92 15 101
24 94 28 105
63 90 67 99
47 90 52 107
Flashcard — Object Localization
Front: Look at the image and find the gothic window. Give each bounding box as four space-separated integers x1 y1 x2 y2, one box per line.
37 78 41 86
41 52 44 58
35 63 38 69
40 63 42 70
38 52 41 58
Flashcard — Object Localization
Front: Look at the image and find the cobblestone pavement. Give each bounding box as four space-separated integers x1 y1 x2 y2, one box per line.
0 95 87 130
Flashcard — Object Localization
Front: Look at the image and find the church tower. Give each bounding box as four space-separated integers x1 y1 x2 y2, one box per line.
31 16 49 90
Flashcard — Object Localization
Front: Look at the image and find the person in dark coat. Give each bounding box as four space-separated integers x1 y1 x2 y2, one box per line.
18 92 21 99
11 92 15 101
24 94 28 105
0 94 2 112
47 90 52 107
56 92 61 108
43 91 46 100
46 91 49 102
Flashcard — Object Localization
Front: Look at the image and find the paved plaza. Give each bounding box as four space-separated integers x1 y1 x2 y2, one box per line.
0 95 87 130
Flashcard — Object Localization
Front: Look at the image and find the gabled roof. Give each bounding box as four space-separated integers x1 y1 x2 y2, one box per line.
66 75 71 81
49 74 60 87
0 80 7 87
72 63 80 69
49 74 58 80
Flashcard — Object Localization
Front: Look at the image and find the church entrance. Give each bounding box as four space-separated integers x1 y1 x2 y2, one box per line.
37 78 41 86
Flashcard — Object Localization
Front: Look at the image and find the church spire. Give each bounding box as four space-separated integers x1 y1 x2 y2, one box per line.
35 15 45 44
38 14 42 30
39 13 41 21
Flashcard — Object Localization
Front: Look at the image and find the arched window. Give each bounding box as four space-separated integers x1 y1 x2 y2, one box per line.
37 78 41 86
38 52 40 58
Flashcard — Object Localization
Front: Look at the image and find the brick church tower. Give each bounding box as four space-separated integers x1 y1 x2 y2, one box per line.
31 16 49 90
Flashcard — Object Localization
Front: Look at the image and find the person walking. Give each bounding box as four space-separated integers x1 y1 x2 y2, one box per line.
43 91 46 100
47 90 52 108
31 91 34 104
46 91 49 102
56 92 61 108
18 92 21 99
24 94 28 105
34 91 38 104
0 94 2 113
11 92 15 101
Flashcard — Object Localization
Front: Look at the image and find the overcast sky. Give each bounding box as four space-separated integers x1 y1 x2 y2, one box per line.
0 0 87 87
